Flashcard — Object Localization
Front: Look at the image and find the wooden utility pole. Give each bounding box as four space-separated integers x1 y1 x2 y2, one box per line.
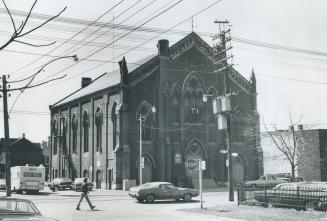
1 75 11 196
213 20 236 202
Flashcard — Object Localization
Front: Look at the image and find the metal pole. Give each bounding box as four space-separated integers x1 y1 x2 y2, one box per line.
199 159 203 209
226 113 234 201
139 114 142 186
2 75 11 196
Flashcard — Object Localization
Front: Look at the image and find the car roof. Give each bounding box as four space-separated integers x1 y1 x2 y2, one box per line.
0 197 32 202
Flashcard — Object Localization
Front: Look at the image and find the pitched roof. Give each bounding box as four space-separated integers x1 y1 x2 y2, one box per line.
51 32 252 108
51 54 155 108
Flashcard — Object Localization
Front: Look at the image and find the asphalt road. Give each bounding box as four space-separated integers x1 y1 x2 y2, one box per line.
0 188 239 221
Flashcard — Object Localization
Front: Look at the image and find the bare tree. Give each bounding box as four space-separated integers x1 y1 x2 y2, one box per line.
262 116 305 182
0 0 66 51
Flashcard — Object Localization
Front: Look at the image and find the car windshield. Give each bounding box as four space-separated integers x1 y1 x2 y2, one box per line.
140 183 153 188
0 199 40 214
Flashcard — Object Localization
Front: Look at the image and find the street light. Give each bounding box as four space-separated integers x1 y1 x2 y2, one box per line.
138 106 156 185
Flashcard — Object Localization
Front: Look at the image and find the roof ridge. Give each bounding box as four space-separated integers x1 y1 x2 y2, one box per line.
50 72 108 108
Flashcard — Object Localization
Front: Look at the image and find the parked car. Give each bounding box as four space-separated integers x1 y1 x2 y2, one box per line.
0 197 58 220
129 182 199 203
48 178 72 190
0 179 6 190
244 174 288 188
71 178 93 191
254 182 327 211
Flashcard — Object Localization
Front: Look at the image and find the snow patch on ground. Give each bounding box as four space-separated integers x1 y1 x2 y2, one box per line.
182 204 327 221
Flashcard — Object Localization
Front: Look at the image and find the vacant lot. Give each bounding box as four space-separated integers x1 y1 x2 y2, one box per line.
184 204 327 221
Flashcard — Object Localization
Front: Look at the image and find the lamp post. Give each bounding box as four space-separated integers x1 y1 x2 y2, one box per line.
138 106 156 185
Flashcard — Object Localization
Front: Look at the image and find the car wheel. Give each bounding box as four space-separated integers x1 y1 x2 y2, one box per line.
136 197 144 203
305 201 315 211
183 193 192 202
146 194 155 203
267 200 274 208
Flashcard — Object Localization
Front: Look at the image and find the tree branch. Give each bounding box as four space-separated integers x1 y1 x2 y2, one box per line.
9 74 67 91
16 0 38 35
2 0 17 32
18 6 67 38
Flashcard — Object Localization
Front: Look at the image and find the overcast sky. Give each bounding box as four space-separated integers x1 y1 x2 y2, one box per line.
0 0 327 142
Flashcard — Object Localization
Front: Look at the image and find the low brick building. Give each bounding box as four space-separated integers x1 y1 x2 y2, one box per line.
49 32 262 189
0 134 44 178
261 127 327 181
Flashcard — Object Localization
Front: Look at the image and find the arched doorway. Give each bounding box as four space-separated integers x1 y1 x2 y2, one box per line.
96 170 101 189
83 170 89 178
185 140 205 189
233 155 245 185
137 153 155 185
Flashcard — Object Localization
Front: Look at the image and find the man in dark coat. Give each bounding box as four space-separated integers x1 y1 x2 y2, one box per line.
76 178 96 210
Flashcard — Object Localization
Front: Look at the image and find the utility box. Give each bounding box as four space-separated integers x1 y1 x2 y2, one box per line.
221 96 231 111
218 114 227 129
213 98 222 114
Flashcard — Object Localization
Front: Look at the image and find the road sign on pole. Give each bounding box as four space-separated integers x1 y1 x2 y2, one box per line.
185 159 197 170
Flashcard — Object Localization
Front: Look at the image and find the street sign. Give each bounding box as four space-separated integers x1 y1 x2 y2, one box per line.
201 161 206 170
185 159 197 170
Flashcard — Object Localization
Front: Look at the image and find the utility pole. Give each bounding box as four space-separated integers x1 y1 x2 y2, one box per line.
1 75 11 196
212 20 236 202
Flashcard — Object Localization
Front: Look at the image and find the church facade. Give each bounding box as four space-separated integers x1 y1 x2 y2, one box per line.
49 32 262 189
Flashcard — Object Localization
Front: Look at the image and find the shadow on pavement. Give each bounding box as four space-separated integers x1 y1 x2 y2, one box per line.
138 200 200 205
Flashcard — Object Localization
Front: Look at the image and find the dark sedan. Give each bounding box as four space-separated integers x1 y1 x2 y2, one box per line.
48 178 72 191
71 178 93 191
0 197 58 221
254 182 327 211
129 182 199 203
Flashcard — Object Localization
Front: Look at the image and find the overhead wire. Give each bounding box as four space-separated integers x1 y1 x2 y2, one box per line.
8 0 125 79
32 0 185 85
33 0 224 90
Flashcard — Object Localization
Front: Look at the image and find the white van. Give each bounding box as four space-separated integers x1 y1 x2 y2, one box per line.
11 165 45 194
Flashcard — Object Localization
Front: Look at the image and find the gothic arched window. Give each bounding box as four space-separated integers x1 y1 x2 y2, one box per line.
62 117 67 153
111 102 119 150
72 113 78 154
95 107 103 153
197 91 204 120
171 90 180 123
83 111 89 153
136 102 155 141
52 119 58 155
184 92 191 122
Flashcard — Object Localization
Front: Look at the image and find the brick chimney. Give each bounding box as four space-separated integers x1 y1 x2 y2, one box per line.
81 77 92 88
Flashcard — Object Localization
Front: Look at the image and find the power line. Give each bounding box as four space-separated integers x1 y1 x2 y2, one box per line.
232 36 327 58
8 0 125 79
33 0 185 85
36 0 223 90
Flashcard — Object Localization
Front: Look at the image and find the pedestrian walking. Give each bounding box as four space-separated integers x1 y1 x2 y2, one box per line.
76 178 96 210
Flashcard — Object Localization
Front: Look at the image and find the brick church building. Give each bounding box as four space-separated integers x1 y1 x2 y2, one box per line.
49 32 262 189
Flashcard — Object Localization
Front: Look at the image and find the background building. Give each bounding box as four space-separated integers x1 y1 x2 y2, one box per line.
0 134 45 178
261 126 327 181
49 32 262 189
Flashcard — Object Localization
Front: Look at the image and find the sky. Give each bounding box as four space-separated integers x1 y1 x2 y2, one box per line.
0 0 327 143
